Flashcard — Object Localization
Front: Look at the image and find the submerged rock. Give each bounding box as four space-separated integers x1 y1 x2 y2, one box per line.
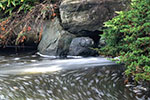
59 0 129 34
38 17 75 56
69 37 98 56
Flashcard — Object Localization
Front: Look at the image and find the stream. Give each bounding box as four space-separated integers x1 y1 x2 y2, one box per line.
0 51 149 100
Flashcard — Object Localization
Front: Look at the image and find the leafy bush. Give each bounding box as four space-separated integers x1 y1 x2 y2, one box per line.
100 0 150 81
0 0 39 16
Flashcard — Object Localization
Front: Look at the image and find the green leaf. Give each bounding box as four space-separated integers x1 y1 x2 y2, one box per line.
11 0 16 6
7 0 11 7
0 2 5 10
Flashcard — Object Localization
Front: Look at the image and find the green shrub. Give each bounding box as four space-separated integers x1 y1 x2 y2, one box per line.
100 0 150 81
0 0 40 16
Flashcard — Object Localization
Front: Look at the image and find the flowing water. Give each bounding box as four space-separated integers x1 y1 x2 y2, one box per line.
0 51 149 100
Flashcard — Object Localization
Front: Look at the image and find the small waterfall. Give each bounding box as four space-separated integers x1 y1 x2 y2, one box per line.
0 57 117 75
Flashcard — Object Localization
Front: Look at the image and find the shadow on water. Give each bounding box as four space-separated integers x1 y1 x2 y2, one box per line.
0 51 149 100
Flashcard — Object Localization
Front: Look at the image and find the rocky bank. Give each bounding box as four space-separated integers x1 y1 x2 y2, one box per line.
38 0 129 57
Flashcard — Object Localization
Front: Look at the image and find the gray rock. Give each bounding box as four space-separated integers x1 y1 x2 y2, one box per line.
59 0 129 34
98 36 106 48
38 17 75 56
69 37 98 56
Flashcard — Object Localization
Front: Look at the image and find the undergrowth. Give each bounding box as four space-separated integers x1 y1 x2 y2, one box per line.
0 0 59 46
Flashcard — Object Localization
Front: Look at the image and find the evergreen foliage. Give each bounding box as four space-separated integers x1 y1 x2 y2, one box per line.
0 0 39 16
100 0 150 81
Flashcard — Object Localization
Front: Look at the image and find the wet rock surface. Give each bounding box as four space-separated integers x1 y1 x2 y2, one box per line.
69 37 98 56
38 17 75 56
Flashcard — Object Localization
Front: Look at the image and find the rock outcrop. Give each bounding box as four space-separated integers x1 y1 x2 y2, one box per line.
38 0 129 57
59 0 129 34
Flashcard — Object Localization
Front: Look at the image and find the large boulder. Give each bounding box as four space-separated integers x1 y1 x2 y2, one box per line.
59 0 129 34
69 37 98 56
38 17 75 56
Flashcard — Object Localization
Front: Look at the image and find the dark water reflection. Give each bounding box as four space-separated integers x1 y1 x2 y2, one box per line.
0 52 148 100
0 66 136 100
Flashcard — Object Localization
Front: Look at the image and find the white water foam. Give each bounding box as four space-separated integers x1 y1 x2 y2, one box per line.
0 55 117 75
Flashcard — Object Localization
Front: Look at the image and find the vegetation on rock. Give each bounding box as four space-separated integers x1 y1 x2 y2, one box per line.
100 0 150 81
